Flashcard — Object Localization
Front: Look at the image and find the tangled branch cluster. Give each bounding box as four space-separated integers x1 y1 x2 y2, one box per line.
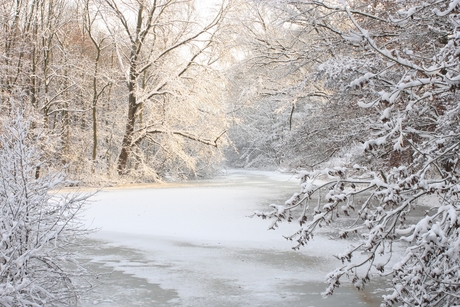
254 1 460 306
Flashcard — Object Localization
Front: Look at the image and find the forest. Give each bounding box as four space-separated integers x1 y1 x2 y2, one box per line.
0 0 459 306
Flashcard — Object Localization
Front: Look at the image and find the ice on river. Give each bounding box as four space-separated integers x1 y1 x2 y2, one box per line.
79 169 383 307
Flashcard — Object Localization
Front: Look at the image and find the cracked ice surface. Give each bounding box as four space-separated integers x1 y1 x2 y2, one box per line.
79 169 383 307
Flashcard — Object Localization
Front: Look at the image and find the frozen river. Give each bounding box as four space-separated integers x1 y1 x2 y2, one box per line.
78 169 385 306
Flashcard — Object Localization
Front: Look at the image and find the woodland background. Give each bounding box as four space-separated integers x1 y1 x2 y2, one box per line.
1 1 460 306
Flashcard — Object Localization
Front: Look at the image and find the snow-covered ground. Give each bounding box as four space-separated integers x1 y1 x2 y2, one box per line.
78 169 384 306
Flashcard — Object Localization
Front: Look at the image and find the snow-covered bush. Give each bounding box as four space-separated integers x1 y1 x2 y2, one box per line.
0 113 91 306
254 0 460 306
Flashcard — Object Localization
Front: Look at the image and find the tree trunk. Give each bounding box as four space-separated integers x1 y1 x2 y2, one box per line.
116 81 138 175
91 50 101 167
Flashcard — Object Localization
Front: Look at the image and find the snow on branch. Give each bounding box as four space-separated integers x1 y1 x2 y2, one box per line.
254 0 460 305
133 126 227 148
0 112 94 306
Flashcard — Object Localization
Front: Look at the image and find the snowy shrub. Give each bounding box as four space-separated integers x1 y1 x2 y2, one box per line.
0 113 92 306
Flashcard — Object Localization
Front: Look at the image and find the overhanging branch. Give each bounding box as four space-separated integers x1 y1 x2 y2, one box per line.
132 127 227 148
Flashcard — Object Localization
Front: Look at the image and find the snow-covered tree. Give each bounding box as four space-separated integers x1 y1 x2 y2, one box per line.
0 0 233 183
253 1 460 306
0 112 91 306
226 0 371 170
225 1 312 168
96 0 231 178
